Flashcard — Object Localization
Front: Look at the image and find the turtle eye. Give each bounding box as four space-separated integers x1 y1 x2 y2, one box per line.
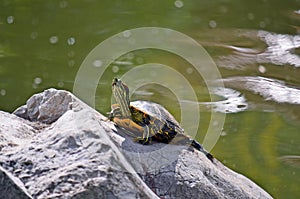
112 77 119 86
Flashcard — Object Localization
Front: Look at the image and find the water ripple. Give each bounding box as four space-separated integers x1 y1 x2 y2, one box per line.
220 76 300 104
216 30 300 69
180 87 248 113
257 31 300 67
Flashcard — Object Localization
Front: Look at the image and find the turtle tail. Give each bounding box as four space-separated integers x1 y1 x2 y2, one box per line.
172 134 214 162
190 139 214 162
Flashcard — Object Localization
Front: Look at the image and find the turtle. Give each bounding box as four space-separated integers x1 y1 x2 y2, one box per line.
108 78 213 161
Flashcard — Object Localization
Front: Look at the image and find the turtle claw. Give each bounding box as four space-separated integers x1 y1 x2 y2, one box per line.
134 137 150 145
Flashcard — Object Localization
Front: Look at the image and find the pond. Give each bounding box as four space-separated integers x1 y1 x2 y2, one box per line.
0 0 300 198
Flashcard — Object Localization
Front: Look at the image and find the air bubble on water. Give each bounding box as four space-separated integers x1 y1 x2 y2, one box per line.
93 60 103 67
67 37 76 45
247 13 255 20
30 32 38 40
186 67 193 74
112 65 119 73
174 0 184 8
68 60 75 67
59 0 68 8
123 30 131 38
258 65 266 73
7 16 14 24
34 77 42 85
68 51 75 58
259 21 266 28
57 81 64 87
220 131 227 137
49 36 59 44
0 89 6 96
209 20 217 28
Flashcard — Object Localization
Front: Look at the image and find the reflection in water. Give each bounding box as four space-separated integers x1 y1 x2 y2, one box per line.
179 87 247 113
216 30 300 69
210 87 248 113
279 156 300 168
196 87 248 113
220 76 300 104
257 31 300 67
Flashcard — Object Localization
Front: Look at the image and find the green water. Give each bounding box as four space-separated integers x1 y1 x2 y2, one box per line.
1 0 300 198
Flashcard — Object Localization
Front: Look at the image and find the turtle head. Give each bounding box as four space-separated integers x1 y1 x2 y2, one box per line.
111 78 131 118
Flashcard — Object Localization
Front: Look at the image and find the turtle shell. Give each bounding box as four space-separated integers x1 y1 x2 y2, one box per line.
130 100 183 133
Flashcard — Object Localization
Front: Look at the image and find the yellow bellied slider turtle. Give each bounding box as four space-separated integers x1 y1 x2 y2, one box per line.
108 78 213 161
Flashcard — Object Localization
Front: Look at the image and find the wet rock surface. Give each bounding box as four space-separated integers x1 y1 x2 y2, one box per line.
0 88 273 199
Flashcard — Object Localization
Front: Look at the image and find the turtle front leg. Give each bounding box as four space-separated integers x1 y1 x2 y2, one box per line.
134 125 151 145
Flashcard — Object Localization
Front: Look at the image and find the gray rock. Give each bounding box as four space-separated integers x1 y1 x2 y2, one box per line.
13 88 75 124
0 165 32 199
0 111 39 151
0 88 273 199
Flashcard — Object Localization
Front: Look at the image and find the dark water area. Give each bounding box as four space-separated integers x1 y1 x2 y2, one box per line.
1 1 300 198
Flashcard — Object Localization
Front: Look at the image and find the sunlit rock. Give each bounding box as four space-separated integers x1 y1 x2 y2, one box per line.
0 89 273 198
